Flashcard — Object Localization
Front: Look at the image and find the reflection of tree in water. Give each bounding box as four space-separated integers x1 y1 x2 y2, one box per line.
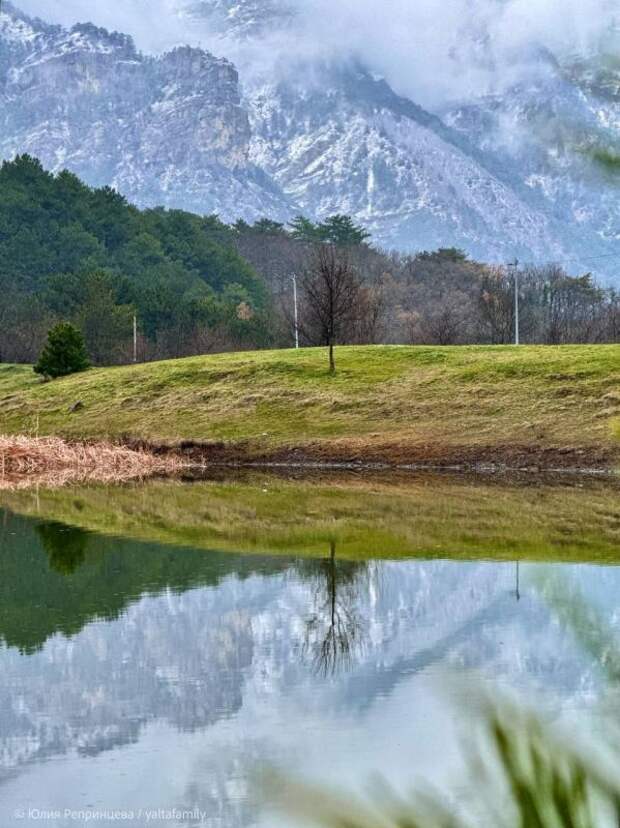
36 521 89 575
298 541 368 677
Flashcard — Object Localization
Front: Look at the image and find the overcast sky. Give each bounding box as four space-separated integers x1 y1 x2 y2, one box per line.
15 0 620 106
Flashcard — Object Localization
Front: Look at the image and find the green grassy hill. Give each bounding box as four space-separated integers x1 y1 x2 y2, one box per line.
1 344 618 467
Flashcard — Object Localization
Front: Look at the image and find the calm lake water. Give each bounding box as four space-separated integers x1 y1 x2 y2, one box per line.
0 473 619 827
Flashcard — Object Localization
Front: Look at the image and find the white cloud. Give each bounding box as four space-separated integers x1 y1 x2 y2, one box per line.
14 0 620 105
284 0 619 104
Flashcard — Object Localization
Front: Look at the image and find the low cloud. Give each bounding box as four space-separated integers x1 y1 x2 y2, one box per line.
15 0 620 106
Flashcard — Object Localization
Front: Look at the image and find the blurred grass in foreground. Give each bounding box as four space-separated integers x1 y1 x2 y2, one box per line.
274 704 620 827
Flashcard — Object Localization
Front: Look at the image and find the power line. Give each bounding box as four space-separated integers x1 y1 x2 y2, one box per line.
516 251 620 268
496 251 620 281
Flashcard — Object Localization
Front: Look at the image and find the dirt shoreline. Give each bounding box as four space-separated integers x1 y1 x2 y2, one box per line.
127 437 619 476
2 435 617 491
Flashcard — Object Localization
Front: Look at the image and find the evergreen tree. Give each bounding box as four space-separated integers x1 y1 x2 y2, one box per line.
72 272 135 364
34 322 90 379
0 156 272 361
289 215 324 242
318 214 370 246
251 218 286 235
417 247 468 262
289 214 370 245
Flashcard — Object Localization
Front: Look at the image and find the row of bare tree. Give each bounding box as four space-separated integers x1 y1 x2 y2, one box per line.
2 231 618 367
240 232 619 361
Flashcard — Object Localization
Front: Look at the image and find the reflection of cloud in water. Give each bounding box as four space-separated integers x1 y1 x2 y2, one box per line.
1 541 620 824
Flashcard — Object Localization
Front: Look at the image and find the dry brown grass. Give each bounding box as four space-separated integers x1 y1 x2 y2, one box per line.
0 435 185 490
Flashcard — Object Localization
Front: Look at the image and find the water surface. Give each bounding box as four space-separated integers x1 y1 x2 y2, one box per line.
0 473 619 826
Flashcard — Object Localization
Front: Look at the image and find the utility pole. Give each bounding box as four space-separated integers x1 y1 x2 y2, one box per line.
508 259 520 345
133 314 138 363
292 274 299 349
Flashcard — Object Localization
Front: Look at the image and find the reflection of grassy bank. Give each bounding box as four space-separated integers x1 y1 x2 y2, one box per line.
3 473 619 562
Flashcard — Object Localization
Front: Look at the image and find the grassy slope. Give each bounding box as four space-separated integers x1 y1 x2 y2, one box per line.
0 345 618 458
3 474 620 563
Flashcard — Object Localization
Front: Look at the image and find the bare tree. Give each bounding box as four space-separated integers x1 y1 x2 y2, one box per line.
299 244 362 373
541 268 605 344
352 283 387 344
604 289 620 342
479 266 515 344
234 226 310 347
0 291 52 363
410 293 470 344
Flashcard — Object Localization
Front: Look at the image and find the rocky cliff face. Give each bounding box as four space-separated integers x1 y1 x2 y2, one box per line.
0 3 291 219
246 67 573 262
188 0 620 278
2 2 619 280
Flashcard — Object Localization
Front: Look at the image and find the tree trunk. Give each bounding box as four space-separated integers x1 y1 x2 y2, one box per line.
328 341 335 374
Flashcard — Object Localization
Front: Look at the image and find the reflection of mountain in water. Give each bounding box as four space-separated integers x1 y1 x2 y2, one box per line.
2 505 619 786
0 510 287 654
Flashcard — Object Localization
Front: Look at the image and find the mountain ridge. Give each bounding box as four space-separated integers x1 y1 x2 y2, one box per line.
2 2 619 281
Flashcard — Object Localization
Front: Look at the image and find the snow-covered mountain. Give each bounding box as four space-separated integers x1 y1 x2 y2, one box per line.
246 67 577 262
442 54 620 271
183 0 293 38
0 2 291 219
2 1 619 280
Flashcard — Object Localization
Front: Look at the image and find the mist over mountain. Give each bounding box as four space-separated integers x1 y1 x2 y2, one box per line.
17 0 619 105
3 0 620 280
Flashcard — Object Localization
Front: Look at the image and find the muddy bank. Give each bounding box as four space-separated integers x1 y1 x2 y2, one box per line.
126 437 618 474
3 434 616 492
